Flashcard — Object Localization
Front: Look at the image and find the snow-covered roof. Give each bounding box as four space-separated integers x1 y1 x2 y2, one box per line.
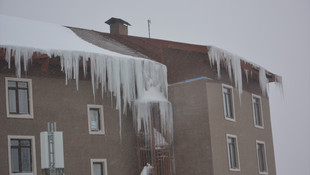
0 14 138 58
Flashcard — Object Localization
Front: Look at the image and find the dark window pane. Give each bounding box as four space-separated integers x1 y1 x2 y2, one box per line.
93 162 103 175
18 89 29 114
90 108 100 131
258 143 266 172
228 137 238 169
8 81 17 87
11 140 19 146
21 148 32 172
18 82 28 88
9 89 17 113
253 97 262 126
20 140 31 146
11 148 19 172
223 87 233 119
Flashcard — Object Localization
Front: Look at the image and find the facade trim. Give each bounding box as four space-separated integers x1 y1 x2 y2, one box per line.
252 94 264 129
5 77 34 119
7 135 37 175
90 158 108 175
87 104 105 135
222 84 236 122
226 134 240 171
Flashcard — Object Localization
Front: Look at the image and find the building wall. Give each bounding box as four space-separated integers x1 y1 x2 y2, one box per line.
206 82 276 175
169 79 214 175
0 73 138 175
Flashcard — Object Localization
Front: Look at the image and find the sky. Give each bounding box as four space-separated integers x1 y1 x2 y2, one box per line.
1 0 310 174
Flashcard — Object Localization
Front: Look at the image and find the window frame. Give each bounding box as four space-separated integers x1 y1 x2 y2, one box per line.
222 84 236 122
256 140 268 174
8 135 37 175
87 104 105 135
226 134 240 171
90 159 108 175
5 77 34 119
252 94 264 129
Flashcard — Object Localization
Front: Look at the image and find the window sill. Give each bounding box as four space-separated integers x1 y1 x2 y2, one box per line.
89 131 105 135
7 114 33 119
225 117 236 122
254 125 264 129
229 168 240 171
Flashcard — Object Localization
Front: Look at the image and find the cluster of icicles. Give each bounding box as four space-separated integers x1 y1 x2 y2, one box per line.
208 46 283 97
3 45 173 143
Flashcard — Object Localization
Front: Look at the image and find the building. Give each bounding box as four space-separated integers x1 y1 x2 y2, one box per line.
0 15 281 175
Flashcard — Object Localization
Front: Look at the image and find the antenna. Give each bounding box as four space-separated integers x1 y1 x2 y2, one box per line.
147 19 151 38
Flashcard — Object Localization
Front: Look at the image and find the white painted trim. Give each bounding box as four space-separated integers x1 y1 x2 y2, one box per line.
90 158 108 175
226 134 240 171
5 77 34 119
8 135 37 175
252 94 264 129
256 140 268 174
222 84 236 122
87 104 105 135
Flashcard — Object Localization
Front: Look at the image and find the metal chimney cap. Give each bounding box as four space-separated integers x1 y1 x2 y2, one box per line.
105 17 131 26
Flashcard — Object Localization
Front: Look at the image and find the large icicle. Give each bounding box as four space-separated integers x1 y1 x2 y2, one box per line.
208 46 282 97
208 46 243 98
2 45 169 141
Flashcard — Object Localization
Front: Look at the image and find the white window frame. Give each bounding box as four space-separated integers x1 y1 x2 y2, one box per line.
256 140 268 174
8 135 37 175
226 134 240 171
87 104 105 135
252 94 264 129
90 159 108 175
5 77 34 119
222 84 236 122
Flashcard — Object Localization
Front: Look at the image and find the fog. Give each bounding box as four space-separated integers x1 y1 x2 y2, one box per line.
1 0 309 174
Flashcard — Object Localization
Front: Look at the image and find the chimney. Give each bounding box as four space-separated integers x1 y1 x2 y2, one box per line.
105 17 131 35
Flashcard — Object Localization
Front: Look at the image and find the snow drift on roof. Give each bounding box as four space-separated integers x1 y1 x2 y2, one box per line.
0 14 134 58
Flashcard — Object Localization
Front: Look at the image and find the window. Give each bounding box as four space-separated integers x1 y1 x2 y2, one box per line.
252 94 264 128
91 159 108 175
222 84 235 121
5 77 34 119
256 141 268 174
226 134 240 171
87 105 105 135
8 135 37 175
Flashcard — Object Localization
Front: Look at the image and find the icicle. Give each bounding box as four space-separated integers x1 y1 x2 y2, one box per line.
244 69 249 83
14 48 21 78
275 75 284 96
82 55 87 78
5 47 11 69
2 45 170 143
259 68 269 96
208 46 243 96
231 56 243 101
208 47 222 79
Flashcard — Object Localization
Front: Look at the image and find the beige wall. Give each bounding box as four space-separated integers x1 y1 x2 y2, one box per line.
0 73 138 175
169 79 214 175
206 82 276 175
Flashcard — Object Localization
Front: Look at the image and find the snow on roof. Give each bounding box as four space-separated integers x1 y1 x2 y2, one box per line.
0 14 137 58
